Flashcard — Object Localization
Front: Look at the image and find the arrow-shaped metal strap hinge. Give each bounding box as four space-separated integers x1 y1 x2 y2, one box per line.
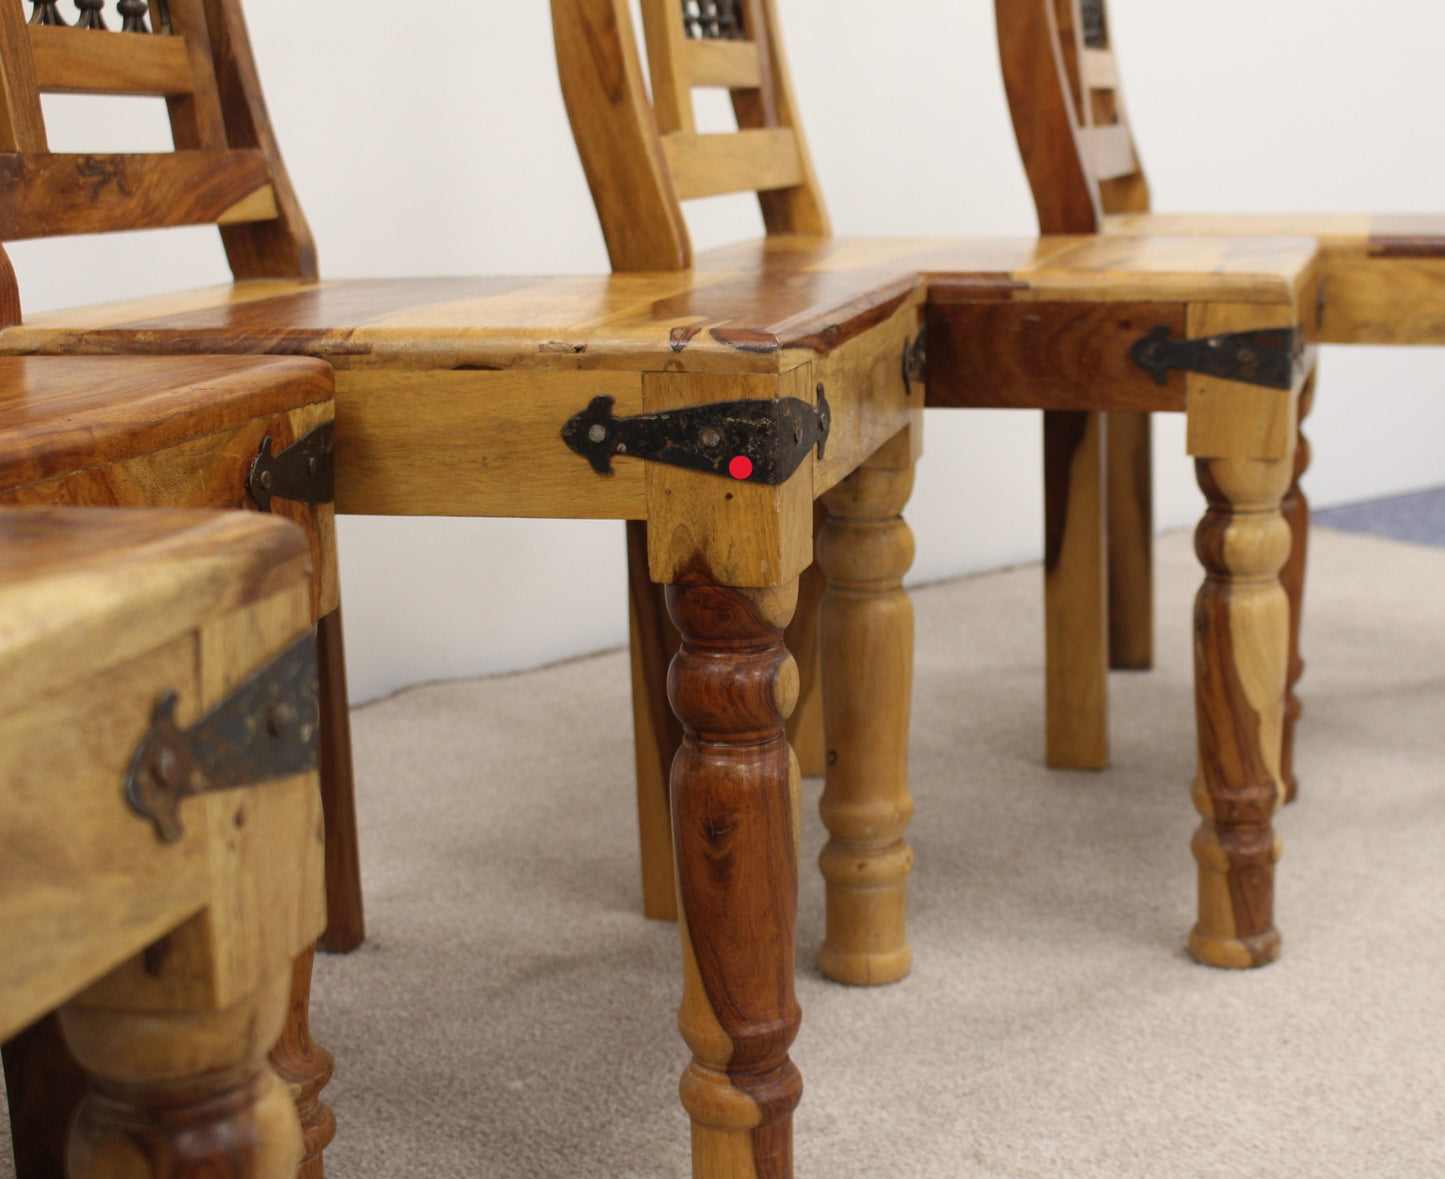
1130 325 1303 391
247 421 336 512
124 632 321 842
562 388 831 485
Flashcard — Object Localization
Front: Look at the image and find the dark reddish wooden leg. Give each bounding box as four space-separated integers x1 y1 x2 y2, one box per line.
1189 454 1293 969
1280 372 1315 803
667 577 802 1179
316 606 364 952
628 515 825 923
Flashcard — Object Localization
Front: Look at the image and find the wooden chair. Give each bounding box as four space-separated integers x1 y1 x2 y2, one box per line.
0 1 1322 1171
997 0 1445 797
0 505 325 1179
552 0 1325 979
0 355 340 1177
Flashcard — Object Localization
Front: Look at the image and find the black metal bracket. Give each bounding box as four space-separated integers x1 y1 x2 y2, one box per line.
124 633 321 843
247 421 335 512
562 387 831 485
1129 325 1302 391
902 327 926 391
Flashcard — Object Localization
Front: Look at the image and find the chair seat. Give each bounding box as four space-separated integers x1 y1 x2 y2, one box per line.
0 506 311 720
0 354 332 492
1104 213 1445 344
0 234 1318 520
6 234 1317 369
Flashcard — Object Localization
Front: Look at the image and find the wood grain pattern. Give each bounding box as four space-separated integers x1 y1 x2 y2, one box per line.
817 426 916 985
1043 410 1108 770
667 576 802 1179
923 298 1187 412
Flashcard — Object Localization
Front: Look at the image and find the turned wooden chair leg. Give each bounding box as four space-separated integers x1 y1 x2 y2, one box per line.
61 961 303 1179
667 577 803 1179
1043 410 1109 770
1106 410 1154 670
316 606 365 952
2 949 335 1179
1189 453 1294 969
627 514 826 923
817 429 917 986
1280 371 1316 804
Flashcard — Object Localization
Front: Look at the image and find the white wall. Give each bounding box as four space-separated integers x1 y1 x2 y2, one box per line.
11 1 1445 701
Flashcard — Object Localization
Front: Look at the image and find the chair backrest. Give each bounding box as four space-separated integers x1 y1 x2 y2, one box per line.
995 0 1149 234
551 0 828 271
0 0 313 322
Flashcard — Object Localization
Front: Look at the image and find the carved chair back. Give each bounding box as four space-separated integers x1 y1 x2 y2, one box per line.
0 0 313 321
552 0 828 271
995 0 1149 233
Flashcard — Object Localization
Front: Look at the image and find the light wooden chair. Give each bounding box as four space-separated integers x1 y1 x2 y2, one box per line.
997 0 1445 797
553 0 1324 986
0 354 340 1178
0 505 325 1179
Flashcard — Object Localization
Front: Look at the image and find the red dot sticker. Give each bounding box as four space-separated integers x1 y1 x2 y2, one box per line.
728 455 754 480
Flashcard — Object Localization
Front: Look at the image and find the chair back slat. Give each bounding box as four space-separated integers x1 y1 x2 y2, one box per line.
0 0 314 321
686 38 761 89
997 0 1149 233
662 126 803 200
0 149 275 239
553 0 827 272
29 23 193 94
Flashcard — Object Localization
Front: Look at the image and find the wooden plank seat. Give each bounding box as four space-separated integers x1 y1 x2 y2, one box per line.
0 354 340 1179
0 505 325 1179
997 0 1445 800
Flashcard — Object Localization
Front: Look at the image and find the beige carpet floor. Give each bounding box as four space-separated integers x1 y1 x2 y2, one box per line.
7 527 1444 1177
